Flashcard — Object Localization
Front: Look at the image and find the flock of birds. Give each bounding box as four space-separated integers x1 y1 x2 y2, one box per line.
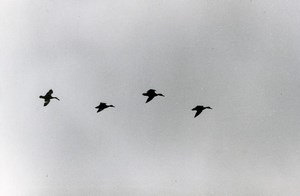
39 89 212 118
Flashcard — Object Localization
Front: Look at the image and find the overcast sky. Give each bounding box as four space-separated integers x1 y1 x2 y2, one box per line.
1 0 300 195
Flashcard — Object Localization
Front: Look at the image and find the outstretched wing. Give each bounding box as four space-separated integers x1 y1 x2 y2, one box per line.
194 110 202 118
97 108 104 113
44 99 50 106
147 89 155 94
99 102 106 107
45 89 53 97
96 102 105 107
146 96 154 103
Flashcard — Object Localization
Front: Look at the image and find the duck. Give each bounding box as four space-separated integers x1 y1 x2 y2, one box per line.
142 89 164 103
95 102 115 113
39 89 60 106
192 105 212 118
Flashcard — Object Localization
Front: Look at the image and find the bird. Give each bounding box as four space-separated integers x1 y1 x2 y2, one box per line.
192 105 212 118
142 89 164 103
95 102 115 113
39 89 60 106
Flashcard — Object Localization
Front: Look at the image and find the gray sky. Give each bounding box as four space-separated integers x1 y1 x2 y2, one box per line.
1 0 300 195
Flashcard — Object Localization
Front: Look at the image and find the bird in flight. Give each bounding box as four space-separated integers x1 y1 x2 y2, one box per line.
142 89 164 103
192 105 212 118
39 89 60 106
95 102 115 113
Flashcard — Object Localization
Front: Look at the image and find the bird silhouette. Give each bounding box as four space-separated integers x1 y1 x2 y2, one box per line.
39 89 60 106
192 105 212 118
142 89 164 103
95 102 115 113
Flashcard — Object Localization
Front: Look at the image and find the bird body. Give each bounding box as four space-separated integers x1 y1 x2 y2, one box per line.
95 102 115 113
192 105 212 118
39 89 60 106
143 89 164 103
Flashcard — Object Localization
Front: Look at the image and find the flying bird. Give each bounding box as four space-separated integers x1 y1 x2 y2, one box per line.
142 89 164 103
95 102 115 113
39 89 60 106
192 105 212 118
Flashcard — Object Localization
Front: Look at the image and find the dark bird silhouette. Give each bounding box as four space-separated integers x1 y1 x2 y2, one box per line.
95 102 115 113
192 105 212 118
142 89 164 103
39 89 60 106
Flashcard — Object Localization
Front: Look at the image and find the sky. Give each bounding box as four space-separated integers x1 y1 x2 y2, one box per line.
1 0 300 195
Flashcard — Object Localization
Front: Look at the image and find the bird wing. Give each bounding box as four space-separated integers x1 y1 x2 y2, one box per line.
100 102 106 107
146 96 154 103
97 108 104 113
147 89 155 94
96 102 107 110
192 106 198 111
194 110 202 118
44 99 50 106
96 102 104 107
45 89 53 97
